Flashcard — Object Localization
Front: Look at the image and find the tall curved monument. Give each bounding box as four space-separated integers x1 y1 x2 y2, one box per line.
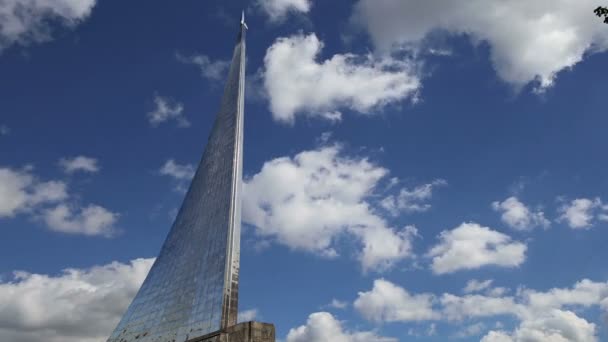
107 13 275 342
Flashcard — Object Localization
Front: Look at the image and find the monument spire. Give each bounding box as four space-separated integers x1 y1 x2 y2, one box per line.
106 12 262 342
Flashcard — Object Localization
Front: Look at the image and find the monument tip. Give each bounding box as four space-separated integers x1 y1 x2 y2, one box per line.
240 10 248 30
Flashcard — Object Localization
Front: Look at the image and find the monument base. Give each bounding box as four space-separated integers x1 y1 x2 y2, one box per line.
186 321 275 342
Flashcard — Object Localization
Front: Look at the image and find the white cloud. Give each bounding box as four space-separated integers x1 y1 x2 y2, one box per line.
487 287 509 298
28 181 69 206
243 145 418 271
446 278 608 322
256 0 311 22
42 203 119 237
464 279 494 294
59 156 99 174
160 159 195 180
147 95 189 128
454 322 487 338
558 197 603 229
522 278 608 311
441 293 524 321
0 166 118 236
381 179 446 215
447 280 608 341
355 224 419 271
159 159 195 193
482 310 597 342
262 33 420 124
492 197 550 231
354 279 439 322
0 258 153 342
0 0 96 52
0 167 67 217
0 125 9 135
354 278 608 341
352 0 608 91
175 52 230 81
286 312 397 342
427 222 527 274
238 309 258 323
327 299 348 309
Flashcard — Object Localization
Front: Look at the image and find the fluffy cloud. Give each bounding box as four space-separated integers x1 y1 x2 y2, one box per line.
0 166 118 236
175 53 230 81
0 258 153 342
243 145 418 271
522 278 608 311
354 279 439 322
440 293 523 321
381 179 446 215
159 159 195 180
0 0 96 52
262 33 420 123
59 156 99 174
147 95 189 128
355 278 608 341
427 222 527 274
0 167 67 217
286 312 397 342
327 299 348 309
237 309 258 323
558 197 607 229
482 310 597 342
43 204 118 237
492 197 550 231
449 279 608 340
352 0 608 90
159 159 195 193
256 0 311 22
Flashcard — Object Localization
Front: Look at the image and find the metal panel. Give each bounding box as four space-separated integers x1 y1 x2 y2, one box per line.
107 23 246 342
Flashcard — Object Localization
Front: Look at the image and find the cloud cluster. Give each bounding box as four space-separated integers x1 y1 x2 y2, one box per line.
558 197 608 229
0 258 153 342
43 204 118 237
352 0 608 90
262 33 420 123
286 312 396 342
427 222 527 274
0 165 118 236
147 95 189 128
243 145 418 271
482 310 598 342
354 279 439 322
0 167 67 218
354 278 608 341
0 0 97 52
256 0 311 22
492 197 550 231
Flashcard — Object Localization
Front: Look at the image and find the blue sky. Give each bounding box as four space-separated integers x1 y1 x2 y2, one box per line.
1 0 608 341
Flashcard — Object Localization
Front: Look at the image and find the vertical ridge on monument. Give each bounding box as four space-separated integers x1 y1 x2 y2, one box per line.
107 12 275 342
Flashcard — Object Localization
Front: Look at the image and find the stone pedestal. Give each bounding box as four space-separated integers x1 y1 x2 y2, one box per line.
186 321 275 342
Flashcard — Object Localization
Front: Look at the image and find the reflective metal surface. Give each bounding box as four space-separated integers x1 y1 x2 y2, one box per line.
107 22 246 342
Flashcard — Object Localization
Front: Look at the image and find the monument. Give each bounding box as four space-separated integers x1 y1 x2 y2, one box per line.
107 13 275 342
